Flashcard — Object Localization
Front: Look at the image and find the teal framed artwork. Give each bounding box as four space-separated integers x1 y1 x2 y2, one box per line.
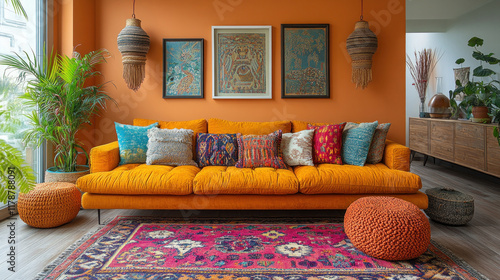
163 38 204 98
281 24 330 98
212 26 272 99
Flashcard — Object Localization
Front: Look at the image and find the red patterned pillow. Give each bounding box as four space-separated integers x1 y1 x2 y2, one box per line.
235 130 288 169
307 123 346 164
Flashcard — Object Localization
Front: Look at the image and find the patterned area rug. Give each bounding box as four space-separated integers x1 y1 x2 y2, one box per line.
37 216 486 279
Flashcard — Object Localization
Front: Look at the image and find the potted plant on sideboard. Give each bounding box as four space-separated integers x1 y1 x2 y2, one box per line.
450 37 500 123
0 48 115 183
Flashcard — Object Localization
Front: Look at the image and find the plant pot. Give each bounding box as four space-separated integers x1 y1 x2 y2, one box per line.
471 106 491 123
45 165 90 184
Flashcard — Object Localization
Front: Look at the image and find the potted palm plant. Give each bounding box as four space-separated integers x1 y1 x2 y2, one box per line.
0 48 115 183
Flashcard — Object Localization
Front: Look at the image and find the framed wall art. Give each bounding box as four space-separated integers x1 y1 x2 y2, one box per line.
281 24 330 98
212 26 272 99
163 38 204 98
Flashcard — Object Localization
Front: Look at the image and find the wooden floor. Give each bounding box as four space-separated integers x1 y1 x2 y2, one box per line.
0 157 499 280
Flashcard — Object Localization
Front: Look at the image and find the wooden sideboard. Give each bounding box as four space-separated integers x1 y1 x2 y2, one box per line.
409 117 500 178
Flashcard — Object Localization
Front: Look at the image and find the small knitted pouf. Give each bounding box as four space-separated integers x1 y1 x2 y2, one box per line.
344 196 431 261
18 182 81 228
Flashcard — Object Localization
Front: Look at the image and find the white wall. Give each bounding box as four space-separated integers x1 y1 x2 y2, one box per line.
406 1 500 145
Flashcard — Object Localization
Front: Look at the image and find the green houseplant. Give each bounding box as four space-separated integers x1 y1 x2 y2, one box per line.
0 48 115 177
450 37 500 144
451 37 500 120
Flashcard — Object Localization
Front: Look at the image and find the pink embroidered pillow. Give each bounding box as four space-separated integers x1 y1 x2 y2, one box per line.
307 123 346 164
236 130 288 169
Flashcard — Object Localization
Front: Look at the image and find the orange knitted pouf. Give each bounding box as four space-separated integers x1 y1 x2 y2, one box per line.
344 196 430 261
18 182 81 228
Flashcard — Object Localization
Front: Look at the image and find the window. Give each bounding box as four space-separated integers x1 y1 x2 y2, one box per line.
0 0 46 216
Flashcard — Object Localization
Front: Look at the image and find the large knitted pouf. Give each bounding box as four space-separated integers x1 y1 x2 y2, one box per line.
344 196 430 261
18 182 81 228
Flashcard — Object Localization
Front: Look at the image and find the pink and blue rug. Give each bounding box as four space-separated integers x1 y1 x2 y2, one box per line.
37 216 486 279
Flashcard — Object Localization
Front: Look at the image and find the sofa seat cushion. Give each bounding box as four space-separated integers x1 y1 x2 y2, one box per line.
77 164 200 195
193 166 298 195
295 164 421 194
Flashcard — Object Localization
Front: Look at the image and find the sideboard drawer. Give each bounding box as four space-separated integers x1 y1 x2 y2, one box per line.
430 121 454 161
409 118 429 154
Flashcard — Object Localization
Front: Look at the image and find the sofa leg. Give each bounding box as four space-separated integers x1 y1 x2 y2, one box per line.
98 209 102 225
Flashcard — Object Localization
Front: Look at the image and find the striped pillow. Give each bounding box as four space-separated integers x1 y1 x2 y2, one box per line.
235 130 287 169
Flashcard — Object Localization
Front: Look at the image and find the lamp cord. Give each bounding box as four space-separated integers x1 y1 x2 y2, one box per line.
132 0 136 18
360 0 364 20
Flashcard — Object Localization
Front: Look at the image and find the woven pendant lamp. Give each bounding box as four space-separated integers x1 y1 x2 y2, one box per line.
346 0 378 89
117 0 150 91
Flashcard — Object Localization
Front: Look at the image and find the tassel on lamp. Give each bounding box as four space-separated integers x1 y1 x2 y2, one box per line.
346 0 378 89
117 0 150 91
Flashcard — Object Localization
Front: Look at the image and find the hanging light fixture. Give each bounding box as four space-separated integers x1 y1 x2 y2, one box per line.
117 0 150 91
346 0 378 89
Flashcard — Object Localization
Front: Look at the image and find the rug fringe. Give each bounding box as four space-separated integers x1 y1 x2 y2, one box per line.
430 240 488 280
34 223 108 280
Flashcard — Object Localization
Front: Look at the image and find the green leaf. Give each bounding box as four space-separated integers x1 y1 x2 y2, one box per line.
473 65 496 77
0 140 35 204
472 51 499 64
5 0 27 20
455 58 465 65
468 37 484 47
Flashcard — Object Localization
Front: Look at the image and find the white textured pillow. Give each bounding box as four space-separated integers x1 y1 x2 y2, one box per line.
280 129 314 166
146 128 198 166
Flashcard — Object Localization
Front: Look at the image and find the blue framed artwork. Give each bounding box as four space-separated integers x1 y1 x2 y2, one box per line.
163 38 204 98
281 24 330 98
212 26 272 99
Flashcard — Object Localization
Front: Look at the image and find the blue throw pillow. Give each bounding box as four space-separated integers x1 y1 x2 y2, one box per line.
115 122 158 164
342 121 378 166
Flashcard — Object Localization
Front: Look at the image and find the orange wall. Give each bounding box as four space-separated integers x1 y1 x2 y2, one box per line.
68 0 406 147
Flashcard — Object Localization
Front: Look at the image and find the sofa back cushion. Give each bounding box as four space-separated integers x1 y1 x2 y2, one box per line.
292 120 333 133
134 118 208 159
208 118 291 135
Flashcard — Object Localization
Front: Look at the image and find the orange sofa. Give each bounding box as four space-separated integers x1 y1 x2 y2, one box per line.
77 118 428 211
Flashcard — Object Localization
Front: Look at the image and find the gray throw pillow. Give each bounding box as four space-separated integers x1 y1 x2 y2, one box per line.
146 127 198 166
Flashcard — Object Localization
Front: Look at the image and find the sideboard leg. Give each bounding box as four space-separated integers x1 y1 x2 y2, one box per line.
423 155 428 166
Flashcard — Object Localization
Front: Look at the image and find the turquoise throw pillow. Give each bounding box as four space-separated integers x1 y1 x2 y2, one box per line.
115 122 158 164
342 121 378 166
